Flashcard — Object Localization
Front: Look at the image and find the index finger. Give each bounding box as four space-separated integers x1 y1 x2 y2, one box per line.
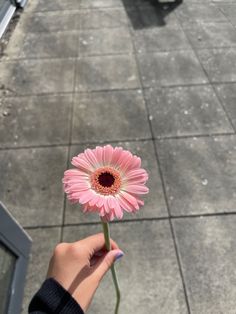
80 233 119 253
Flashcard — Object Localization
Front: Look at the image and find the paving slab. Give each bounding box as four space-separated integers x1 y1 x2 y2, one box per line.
137 50 208 87
18 11 79 33
0 0 235 312
0 147 67 227
197 48 236 83
183 22 236 49
75 55 140 91
4 31 79 59
215 83 236 130
157 136 236 216
173 216 236 314
79 28 133 56
65 140 168 224
182 0 211 2
26 0 80 13
80 0 134 9
22 227 60 313
175 3 227 27
63 220 188 314
0 59 75 95
213 0 235 2
216 4 236 26
79 8 131 29
133 26 191 53
145 85 233 138
0 95 72 148
72 90 150 143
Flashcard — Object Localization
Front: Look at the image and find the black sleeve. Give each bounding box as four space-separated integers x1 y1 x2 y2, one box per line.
28 278 84 314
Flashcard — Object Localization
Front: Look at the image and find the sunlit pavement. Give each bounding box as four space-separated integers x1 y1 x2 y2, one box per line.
0 0 236 313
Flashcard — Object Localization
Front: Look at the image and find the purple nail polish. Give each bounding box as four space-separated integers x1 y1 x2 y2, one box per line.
115 252 124 261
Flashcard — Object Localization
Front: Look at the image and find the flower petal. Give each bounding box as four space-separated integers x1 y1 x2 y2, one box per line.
103 145 114 165
120 191 139 210
79 191 94 204
89 193 100 207
136 198 144 206
97 195 105 208
117 193 137 212
126 169 148 179
64 184 89 193
94 146 103 165
111 147 123 167
116 151 132 173
64 169 89 178
72 156 93 173
104 198 110 214
100 206 106 216
113 199 123 219
127 156 141 171
84 149 99 168
124 185 149 195
108 196 116 209
125 169 148 184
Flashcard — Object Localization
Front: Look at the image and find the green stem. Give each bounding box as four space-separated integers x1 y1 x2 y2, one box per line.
102 221 121 314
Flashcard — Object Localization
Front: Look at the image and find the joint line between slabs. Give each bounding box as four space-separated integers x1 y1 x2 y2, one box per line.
24 211 236 230
174 8 236 135
60 38 79 242
2 82 236 99
60 56 79 239
1 132 236 152
216 3 236 31
211 84 236 134
128 20 192 314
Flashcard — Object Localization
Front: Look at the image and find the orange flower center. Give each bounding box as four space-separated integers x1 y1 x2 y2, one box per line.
90 167 121 195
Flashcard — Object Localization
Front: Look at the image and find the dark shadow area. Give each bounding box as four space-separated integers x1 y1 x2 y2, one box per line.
123 0 183 29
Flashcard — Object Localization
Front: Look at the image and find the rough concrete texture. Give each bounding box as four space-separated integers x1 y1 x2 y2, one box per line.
0 0 236 313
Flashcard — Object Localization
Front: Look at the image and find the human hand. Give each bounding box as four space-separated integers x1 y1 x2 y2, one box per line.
46 233 124 312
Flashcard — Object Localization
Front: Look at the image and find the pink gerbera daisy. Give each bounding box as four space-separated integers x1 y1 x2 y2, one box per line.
63 145 149 221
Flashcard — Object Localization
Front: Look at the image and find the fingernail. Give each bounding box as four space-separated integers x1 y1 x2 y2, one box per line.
115 251 124 262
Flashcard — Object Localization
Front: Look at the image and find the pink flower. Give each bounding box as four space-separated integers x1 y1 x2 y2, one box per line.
63 145 149 221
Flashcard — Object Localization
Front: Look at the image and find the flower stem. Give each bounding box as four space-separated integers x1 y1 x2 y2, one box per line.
101 221 121 314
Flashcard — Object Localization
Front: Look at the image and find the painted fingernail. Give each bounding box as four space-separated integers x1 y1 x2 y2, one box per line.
115 251 124 262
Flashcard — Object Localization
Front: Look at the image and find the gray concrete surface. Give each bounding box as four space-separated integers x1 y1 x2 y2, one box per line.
0 0 236 313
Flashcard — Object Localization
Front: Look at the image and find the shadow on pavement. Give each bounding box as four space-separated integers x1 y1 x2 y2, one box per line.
124 0 183 29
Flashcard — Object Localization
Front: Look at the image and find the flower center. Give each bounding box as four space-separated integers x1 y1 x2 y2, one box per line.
90 167 121 195
98 172 115 187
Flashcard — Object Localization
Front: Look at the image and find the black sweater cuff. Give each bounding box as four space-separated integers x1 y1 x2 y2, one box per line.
28 278 84 314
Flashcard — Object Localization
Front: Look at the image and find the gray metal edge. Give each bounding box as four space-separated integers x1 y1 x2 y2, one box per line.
0 202 32 258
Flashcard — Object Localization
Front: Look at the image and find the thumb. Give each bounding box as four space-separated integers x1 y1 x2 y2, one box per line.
94 249 124 282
